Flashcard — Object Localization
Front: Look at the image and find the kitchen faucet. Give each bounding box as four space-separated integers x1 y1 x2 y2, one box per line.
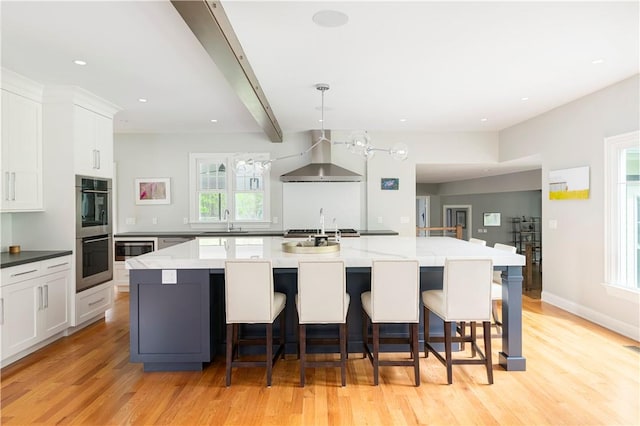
223 208 232 232
319 207 325 235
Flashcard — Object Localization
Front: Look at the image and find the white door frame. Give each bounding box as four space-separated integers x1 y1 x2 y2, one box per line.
442 204 472 239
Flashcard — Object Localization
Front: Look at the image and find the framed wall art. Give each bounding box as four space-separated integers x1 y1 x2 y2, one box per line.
135 178 171 205
381 178 399 190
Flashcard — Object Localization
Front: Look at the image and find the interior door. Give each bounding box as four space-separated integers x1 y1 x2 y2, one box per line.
416 196 429 236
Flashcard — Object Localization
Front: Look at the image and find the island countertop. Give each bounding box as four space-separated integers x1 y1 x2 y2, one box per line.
126 236 525 270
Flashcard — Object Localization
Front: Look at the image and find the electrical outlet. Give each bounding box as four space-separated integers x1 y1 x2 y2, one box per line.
152 217 158 225
183 217 189 224
549 219 558 229
272 216 279 224
377 216 383 224
400 216 409 224
125 217 135 225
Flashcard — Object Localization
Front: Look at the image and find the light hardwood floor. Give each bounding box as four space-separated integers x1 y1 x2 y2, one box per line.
1 291 638 425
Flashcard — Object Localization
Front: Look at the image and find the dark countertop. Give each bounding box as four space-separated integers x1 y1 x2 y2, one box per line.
1 250 73 269
114 230 399 238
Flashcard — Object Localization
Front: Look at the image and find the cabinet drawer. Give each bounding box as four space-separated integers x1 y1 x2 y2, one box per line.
114 266 129 283
77 286 112 324
41 256 71 275
1 262 42 286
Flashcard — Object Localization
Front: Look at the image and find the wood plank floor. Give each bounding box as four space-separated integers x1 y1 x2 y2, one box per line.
1 291 638 425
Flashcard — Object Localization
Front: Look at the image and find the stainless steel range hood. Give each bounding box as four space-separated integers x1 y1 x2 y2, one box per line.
280 130 362 182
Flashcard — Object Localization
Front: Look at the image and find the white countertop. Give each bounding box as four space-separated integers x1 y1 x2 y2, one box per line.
126 236 525 270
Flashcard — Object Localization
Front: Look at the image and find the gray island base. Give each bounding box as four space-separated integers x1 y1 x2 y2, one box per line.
127 236 526 372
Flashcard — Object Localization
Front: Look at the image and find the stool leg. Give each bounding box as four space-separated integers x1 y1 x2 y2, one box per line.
266 323 273 387
340 322 347 387
373 323 380 386
470 321 477 358
411 323 420 386
280 308 286 360
362 307 368 359
423 305 430 358
226 323 233 387
483 321 494 384
299 324 306 387
444 321 453 385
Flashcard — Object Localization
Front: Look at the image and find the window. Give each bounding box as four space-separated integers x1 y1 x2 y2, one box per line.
189 153 270 224
605 131 640 289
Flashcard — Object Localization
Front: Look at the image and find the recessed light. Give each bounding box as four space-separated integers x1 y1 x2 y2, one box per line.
138 98 147 103
73 59 87 66
521 97 529 101
210 119 218 123
399 118 407 122
312 10 349 28
480 118 488 122
591 59 604 65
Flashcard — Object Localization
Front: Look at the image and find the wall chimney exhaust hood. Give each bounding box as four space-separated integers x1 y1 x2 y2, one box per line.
280 130 362 182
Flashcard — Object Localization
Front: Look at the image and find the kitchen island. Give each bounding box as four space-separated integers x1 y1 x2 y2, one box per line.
127 236 526 372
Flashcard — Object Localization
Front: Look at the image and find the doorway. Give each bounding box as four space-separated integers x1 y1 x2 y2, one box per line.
416 196 430 236
443 204 472 240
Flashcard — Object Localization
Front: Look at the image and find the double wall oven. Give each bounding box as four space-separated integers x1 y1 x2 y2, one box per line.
76 175 113 292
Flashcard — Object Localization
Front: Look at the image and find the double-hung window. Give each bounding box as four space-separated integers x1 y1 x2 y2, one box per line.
605 131 640 289
190 153 270 224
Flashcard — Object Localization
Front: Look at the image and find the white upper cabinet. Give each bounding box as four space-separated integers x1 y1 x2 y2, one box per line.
1 71 43 212
73 105 114 178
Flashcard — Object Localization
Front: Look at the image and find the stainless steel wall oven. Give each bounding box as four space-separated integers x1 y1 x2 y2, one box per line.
76 175 113 292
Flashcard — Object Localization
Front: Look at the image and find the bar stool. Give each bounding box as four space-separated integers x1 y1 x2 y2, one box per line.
361 259 420 386
491 243 517 333
296 260 350 387
224 260 286 387
422 258 494 385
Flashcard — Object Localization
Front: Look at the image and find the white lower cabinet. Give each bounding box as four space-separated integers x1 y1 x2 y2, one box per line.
0 256 71 364
76 284 112 325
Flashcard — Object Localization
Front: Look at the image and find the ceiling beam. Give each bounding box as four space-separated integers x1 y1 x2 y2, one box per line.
171 0 283 142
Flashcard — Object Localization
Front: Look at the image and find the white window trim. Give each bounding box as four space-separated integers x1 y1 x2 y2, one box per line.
604 130 639 291
189 152 271 227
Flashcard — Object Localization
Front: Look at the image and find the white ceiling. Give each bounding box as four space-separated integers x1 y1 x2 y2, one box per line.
2 1 638 183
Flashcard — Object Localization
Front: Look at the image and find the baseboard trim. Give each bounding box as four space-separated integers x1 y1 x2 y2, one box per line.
541 291 640 341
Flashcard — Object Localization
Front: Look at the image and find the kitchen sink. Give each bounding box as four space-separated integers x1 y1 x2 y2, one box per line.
281 241 340 254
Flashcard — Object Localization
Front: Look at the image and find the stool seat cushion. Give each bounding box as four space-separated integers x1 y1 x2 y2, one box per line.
296 293 350 324
493 270 502 284
421 290 445 319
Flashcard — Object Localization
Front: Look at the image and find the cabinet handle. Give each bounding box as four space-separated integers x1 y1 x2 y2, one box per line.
88 297 105 307
10 172 15 200
38 286 43 310
44 285 49 308
47 262 69 269
96 150 101 169
92 149 98 169
11 269 38 277
0 298 4 325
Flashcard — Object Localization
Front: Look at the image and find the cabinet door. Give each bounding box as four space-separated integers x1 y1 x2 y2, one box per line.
73 105 113 178
1 280 40 359
93 112 113 177
73 105 97 176
41 271 70 339
1 90 43 211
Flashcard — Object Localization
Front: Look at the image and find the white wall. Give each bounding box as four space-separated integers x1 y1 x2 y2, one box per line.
438 169 541 195
500 74 640 340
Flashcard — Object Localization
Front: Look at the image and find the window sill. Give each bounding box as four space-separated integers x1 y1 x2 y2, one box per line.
602 283 640 303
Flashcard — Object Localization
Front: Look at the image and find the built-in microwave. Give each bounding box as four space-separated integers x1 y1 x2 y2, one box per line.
76 175 112 238
114 240 155 261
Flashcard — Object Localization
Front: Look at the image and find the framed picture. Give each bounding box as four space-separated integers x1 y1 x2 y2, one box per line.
381 178 399 190
456 211 466 229
483 212 501 227
549 166 590 200
135 178 171 205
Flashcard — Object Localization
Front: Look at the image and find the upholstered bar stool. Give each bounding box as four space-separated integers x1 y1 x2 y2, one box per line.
296 260 350 387
422 258 494 385
224 260 286 387
491 243 517 333
361 259 420 386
